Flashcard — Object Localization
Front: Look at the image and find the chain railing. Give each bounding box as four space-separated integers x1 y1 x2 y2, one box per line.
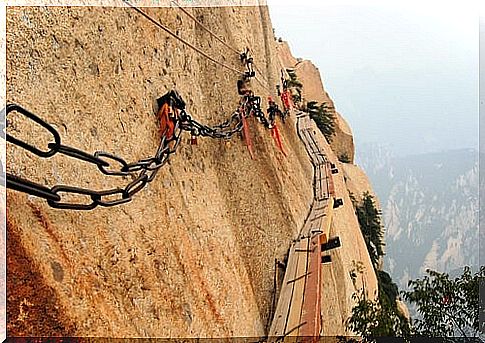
3 90 273 210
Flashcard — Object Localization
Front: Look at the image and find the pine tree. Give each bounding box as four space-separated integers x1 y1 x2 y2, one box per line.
307 101 336 142
286 68 303 88
355 192 385 269
306 101 320 116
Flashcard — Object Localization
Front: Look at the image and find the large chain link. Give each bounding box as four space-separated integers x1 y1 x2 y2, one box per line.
3 90 272 210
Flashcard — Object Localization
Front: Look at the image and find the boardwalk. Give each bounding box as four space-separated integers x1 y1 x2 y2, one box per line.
268 112 341 340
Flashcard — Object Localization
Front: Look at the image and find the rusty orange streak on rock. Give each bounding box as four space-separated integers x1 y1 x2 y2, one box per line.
241 114 254 160
27 201 72 270
7 215 76 336
173 237 225 327
271 124 287 157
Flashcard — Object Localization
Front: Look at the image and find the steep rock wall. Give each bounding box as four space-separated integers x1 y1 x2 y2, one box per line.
295 59 355 164
275 40 298 70
277 43 355 164
6 5 378 338
342 163 379 205
6 6 313 337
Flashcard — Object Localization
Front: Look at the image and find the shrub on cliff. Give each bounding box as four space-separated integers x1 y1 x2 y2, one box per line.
338 153 351 163
307 100 336 142
403 266 485 338
355 192 385 269
286 68 303 88
346 289 411 340
347 192 410 339
347 266 484 341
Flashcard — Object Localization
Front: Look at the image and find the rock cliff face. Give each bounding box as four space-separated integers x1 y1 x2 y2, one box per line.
6 6 377 337
280 53 355 164
341 163 379 205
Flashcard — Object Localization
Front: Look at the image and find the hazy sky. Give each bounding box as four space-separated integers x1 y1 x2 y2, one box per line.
267 0 479 157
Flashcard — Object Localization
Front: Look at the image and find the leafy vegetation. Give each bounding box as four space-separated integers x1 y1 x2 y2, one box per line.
338 153 351 163
306 100 336 142
346 192 411 340
285 68 302 89
377 270 399 306
403 266 485 339
348 266 485 341
348 192 483 340
285 68 302 104
346 290 411 340
355 192 385 269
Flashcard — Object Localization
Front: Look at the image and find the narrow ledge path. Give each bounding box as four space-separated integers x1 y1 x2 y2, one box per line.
268 111 342 340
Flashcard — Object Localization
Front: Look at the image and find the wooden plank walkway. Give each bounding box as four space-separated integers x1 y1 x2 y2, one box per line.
269 239 307 337
269 112 340 341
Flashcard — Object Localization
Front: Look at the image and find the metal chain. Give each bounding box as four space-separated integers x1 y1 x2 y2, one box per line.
4 91 273 210
5 101 183 210
180 93 271 139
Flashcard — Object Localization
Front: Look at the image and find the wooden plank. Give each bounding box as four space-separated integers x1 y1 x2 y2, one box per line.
304 131 319 166
310 211 326 222
315 165 323 200
322 198 334 239
300 233 323 338
269 112 337 340
269 241 301 338
286 238 310 336
313 204 327 211
301 201 326 238
301 218 313 238
326 162 336 197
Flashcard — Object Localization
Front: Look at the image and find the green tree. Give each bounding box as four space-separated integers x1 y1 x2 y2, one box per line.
355 192 385 269
347 266 484 341
346 266 410 341
306 100 320 116
346 193 412 340
286 68 303 88
377 270 399 306
346 291 410 341
307 101 336 142
403 266 485 339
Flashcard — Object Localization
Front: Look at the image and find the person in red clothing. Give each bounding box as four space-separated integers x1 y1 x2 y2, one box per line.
281 89 292 113
278 69 293 114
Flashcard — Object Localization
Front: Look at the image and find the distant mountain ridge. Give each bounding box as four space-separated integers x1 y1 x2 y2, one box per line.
358 145 478 289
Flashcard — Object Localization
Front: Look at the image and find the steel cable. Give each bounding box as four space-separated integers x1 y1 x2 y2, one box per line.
125 0 272 93
170 0 240 55
122 0 246 76
170 0 271 89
